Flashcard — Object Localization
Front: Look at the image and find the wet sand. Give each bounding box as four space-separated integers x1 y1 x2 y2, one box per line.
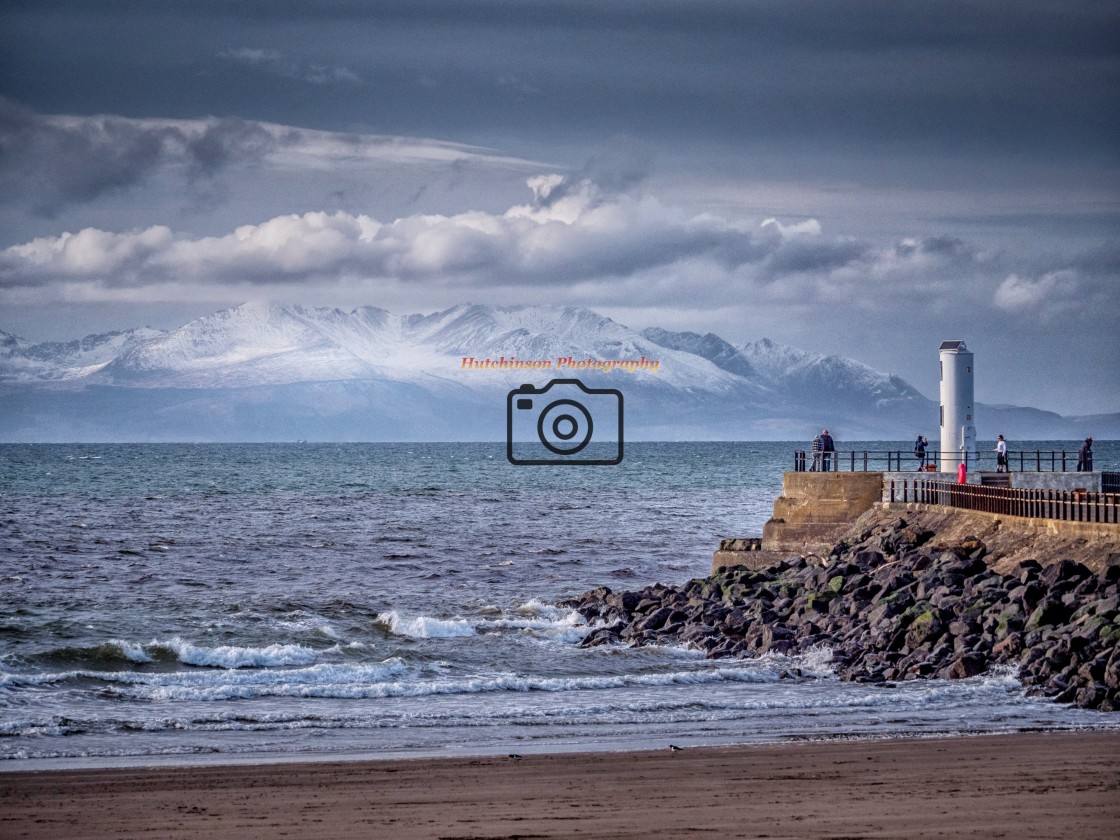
3 732 1118 839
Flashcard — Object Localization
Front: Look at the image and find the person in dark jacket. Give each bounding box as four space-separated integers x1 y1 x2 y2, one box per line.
1077 437 1093 472
820 429 835 472
914 435 927 470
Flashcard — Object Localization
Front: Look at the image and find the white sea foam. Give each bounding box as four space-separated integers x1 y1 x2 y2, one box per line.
480 602 588 642
374 603 590 643
150 638 321 668
108 639 156 664
107 659 802 703
0 658 412 693
0 657 1028 715
376 611 476 638
275 615 343 640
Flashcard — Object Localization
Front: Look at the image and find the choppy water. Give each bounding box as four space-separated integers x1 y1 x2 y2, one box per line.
1 441 1117 769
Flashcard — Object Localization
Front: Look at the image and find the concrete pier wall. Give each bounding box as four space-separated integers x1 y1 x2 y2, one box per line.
713 473 884 572
714 470 1119 573
1010 472 1102 491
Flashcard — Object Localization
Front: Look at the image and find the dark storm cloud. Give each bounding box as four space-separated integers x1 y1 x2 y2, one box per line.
3 1 1116 178
0 99 535 222
764 238 870 276
0 98 276 215
899 237 972 259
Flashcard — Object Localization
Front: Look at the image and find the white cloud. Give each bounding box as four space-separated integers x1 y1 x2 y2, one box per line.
994 270 1079 312
760 217 822 238
5 227 174 278
0 179 748 290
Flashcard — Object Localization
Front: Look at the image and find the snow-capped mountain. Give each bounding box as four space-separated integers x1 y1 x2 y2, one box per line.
13 302 769 396
641 329 924 408
0 326 165 382
0 303 1113 441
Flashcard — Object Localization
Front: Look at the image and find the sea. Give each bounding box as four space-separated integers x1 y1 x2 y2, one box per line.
2 440 1117 770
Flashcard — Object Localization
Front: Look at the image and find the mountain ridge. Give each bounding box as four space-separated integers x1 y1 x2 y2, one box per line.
1 303 1114 441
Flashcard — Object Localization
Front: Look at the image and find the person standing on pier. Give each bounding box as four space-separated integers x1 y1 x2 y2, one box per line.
820 429 835 472
1078 437 1093 472
995 434 1008 472
914 435 928 470
810 433 822 471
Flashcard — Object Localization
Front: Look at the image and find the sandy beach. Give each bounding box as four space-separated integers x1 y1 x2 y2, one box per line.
3 731 1117 839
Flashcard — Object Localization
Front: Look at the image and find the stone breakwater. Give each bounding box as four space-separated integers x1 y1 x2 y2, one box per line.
563 515 1120 711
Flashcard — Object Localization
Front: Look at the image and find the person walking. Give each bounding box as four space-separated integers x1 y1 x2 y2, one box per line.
1077 437 1093 472
820 428 835 472
914 435 927 470
810 434 822 471
995 434 1008 473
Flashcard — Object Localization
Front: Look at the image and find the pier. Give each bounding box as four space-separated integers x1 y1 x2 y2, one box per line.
715 451 1120 573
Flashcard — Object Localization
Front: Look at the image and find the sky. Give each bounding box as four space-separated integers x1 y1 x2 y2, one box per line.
1 0 1117 414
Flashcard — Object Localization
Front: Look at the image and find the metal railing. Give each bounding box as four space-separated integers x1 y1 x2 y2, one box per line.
793 449 1094 473
887 478 1120 524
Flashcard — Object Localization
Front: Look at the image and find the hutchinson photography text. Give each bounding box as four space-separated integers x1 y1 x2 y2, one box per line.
462 356 661 374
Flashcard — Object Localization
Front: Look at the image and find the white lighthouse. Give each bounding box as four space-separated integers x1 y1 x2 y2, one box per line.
939 340 977 475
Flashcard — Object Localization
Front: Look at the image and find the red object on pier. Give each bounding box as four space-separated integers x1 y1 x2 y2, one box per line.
957 463 967 484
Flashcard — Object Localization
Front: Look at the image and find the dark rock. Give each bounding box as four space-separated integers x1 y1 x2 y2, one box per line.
634 606 674 633
947 618 977 638
618 591 644 612
943 653 988 679
680 623 718 645
1014 558 1043 584
992 633 1023 659
579 626 621 648
1075 682 1108 709
1026 596 1074 631
955 536 987 559
1100 554 1120 583
904 609 944 650
1040 559 1092 587
1012 581 1046 612
1104 654 1120 691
